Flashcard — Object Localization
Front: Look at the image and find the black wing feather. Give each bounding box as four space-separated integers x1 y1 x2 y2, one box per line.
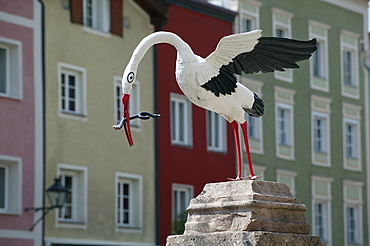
201 37 317 96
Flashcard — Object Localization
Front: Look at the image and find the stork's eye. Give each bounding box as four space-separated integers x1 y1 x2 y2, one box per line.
127 72 135 83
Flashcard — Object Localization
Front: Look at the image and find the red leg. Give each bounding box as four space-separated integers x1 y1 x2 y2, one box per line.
230 121 243 180
240 122 258 180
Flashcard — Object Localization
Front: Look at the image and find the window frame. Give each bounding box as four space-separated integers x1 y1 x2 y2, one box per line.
241 78 264 154
116 172 143 232
342 102 362 171
238 1 261 33
311 176 333 245
56 164 88 229
170 93 192 147
343 180 364 246
308 20 330 92
172 183 193 222
0 165 9 212
58 63 87 120
272 8 294 83
83 0 111 34
58 171 77 222
274 87 295 160
276 169 297 195
206 110 227 153
340 30 360 99
0 155 22 215
0 37 22 100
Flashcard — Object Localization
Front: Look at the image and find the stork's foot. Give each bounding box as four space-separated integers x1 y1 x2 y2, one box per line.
227 177 244 181
227 175 260 181
247 175 260 180
112 122 124 130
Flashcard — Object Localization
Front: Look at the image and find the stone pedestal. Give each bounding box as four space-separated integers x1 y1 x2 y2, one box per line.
166 180 324 246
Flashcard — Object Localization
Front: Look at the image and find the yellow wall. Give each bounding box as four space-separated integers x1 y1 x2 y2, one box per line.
44 0 156 244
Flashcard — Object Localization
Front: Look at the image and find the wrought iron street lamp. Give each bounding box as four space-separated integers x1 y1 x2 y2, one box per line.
25 177 69 231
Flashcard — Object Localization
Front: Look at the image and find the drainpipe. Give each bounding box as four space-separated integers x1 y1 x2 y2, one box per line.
36 0 45 245
361 47 370 246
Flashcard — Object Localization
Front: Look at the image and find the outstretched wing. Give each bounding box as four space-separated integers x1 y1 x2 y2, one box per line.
199 33 317 97
196 30 262 96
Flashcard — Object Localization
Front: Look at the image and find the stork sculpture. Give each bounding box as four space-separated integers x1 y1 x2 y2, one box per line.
113 30 316 180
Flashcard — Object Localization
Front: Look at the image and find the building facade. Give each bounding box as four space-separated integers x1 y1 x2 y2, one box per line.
209 0 370 245
42 0 166 245
0 0 44 245
155 0 236 244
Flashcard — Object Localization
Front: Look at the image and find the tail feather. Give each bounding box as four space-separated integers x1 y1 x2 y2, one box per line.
244 93 264 118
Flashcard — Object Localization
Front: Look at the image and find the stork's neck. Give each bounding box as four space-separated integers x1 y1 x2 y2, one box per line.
128 31 196 69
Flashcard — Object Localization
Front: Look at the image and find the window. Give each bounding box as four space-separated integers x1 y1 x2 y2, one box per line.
343 50 354 86
238 1 261 33
0 38 22 99
114 77 140 127
311 96 332 166
274 87 295 160
59 63 87 119
83 0 110 33
242 78 263 154
58 172 75 221
276 169 297 195
341 31 360 99
0 47 7 94
116 173 142 230
313 42 324 78
343 181 363 245
172 184 193 222
346 207 359 244
313 117 326 152
171 93 192 146
314 202 328 240
277 107 291 146
207 111 226 152
345 123 358 158
246 114 260 141
0 166 8 210
311 176 333 244
272 8 294 82
308 20 330 92
342 103 362 171
0 155 22 214
57 164 87 228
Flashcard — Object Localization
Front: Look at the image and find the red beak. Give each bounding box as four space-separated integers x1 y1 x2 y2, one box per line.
122 94 134 146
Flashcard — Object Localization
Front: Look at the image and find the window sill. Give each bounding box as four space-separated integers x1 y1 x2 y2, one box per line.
60 111 87 121
116 226 143 234
207 148 227 154
0 210 21 215
57 221 87 229
82 26 111 38
171 142 193 149
0 93 22 101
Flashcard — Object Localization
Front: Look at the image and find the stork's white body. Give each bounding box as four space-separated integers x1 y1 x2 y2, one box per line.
118 30 316 180
176 57 254 123
123 31 260 123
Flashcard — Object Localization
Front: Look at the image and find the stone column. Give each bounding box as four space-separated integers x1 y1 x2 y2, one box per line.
166 180 324 246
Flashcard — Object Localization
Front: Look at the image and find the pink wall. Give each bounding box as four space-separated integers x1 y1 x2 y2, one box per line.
0 238 34 246
0 0 34 19
0 20 35 231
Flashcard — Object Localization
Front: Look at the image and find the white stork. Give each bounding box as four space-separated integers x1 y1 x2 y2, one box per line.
114 30 316 180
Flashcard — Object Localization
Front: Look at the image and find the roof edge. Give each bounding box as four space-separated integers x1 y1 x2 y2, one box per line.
166 0 236 23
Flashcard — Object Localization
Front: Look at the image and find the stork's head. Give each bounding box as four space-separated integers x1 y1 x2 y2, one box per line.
121 67 137 146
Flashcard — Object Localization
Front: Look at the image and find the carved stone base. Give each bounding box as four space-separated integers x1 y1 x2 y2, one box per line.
166 180 324 246
167 231 323 246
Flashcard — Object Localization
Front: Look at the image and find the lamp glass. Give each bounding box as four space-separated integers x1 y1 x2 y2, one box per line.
46 177 69 208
